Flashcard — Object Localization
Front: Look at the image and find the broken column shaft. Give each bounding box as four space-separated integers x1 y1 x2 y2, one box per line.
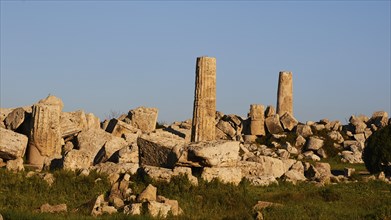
277 71 293 116
249 104 265 136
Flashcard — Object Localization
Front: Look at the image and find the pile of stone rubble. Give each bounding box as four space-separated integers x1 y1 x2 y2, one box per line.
1 56 390 218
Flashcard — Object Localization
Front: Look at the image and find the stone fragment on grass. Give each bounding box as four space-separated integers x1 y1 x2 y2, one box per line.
40 203 67 213
147 201 171 218
137 184 157 202
201 167 242 185
6 158 24 172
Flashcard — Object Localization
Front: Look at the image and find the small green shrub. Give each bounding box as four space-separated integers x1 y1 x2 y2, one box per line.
363 125 391 175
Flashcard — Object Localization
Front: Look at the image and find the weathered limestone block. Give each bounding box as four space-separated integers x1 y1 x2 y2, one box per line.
283 170 306 184
245 176 278 186
142 165 198 185
128 107 158 133
191 57 216 142
86 113 100 130
0 127 28 160
111 143 139 164
303 151 321 161
186 141 240 167
328 131 344 144
158 197 183 216
265 105 276 117
325 120 341 131
124 203 142 215
216 120 236 139
249 104 265 136
83 128 127 159
280 112 298 131
369 111 389 128
317 148 327 158
306 137 324 150
314 162 332 184
0 108 14 125
312 123 325 131
295 135 306 148
6 158 24 172
349 115 367 134
137 184 157 202
147 201 171 218
241 156 287 178
243 135 257 143
4 108 26 131
40 203 67 213
265 115 284 134
29 96 63 166
60 110 87 137
296 124 313 137
63 129 128 170
137 131 185 168
91 194 117 216
92 162 139 175
63 150 92 171
164 123 191 142
354 133 366 143
277 71 293 116
340 150 363 164
201 167 242 185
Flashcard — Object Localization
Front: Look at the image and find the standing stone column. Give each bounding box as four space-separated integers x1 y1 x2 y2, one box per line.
277 71 293 116
191 57 216 142
249 104 265 136
29 95 63 167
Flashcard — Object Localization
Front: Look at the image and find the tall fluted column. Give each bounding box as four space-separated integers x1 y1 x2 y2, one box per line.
191 57 216 142
277 71 293 116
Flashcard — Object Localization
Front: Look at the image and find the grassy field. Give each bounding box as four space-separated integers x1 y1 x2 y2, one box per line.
0 168 390 220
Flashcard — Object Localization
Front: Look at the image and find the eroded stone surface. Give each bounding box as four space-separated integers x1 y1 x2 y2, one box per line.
277 71 293 116
0 127 28 160
128 107 158 133
191 57 216 142
249 104 265 136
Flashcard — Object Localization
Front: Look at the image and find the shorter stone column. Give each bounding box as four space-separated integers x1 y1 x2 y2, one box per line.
277 71 293 116
249 104 265 136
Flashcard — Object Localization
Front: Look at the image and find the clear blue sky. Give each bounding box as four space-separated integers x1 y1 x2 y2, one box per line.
1 1 390 123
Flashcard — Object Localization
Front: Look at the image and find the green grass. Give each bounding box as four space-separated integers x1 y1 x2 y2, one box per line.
1 168 391 220
321 157 368 172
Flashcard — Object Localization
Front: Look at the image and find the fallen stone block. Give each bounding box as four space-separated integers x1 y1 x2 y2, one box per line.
0 127 28 160
138 131 185 168
201 167 242 185
186 141 240 167
128 107 158 133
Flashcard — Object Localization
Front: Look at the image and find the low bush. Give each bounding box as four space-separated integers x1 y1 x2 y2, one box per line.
363 125 391 175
